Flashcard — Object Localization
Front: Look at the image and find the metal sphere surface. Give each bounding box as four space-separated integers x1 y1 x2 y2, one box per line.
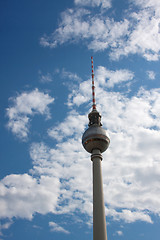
82 125 110 153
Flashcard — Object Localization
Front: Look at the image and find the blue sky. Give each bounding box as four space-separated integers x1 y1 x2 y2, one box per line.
1 0 160 239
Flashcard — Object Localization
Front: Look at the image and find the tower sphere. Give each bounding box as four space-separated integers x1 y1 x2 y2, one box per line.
82 124 110 154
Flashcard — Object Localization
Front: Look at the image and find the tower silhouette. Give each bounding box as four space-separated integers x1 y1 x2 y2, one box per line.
82 57 110 240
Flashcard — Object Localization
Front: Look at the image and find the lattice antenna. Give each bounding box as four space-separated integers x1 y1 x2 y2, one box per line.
91 56 96 111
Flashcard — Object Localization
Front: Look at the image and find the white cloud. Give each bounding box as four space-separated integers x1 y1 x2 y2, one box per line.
74 0 111 9
6 89 54 141
96 66 134 88
39 72 53 83
49 221 70 234
62 69 82 82
111 1 160 60
147 70 155 80
30 84 160 224
48 110 87 141
0 174 60 219
0 220 13 236
67 79 91 107
40 1 160 61
29 141 93 220
109 209 153 223
66 66 134 109
131 0 160 12
40 8 129 53
2 68 160 225
116 230 123 236
40 8 90 48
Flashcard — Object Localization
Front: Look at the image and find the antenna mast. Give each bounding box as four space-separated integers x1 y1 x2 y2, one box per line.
91 56 96 111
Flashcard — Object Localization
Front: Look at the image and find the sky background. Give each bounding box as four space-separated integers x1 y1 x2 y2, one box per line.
1 0 160 239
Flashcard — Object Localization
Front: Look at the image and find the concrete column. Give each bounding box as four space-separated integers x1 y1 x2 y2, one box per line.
91 149 107 240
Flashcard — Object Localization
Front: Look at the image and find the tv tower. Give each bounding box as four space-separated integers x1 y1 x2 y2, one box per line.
82 57 110 240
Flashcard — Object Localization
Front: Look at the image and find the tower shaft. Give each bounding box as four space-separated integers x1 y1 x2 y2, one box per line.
92 149 107 240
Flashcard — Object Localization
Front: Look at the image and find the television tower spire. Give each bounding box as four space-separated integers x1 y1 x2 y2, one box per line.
91 56 96 111
82 57 110 240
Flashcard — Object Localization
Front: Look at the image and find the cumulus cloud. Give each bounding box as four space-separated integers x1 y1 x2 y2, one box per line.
111 7 160 61
2 67 160 226
30 83 160 224
67 79 91 107
40 8 90 48
40 8 129 52
0 174 60 219
6 89 54 141
0 220 13 236
74 0 111 9
40 0 160 61
48 110 87 141
116 230 123 236
131 0 160 11
39 71 53 83
96 66 134 88
146 70 155 80
66 66 134 111
29 141 92 218
62 69 82 82
58 82 160 222
49 221 70 234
